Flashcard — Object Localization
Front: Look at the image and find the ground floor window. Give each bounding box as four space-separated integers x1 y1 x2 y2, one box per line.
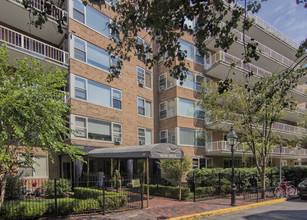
18 155 48 178
192 158 213 169
224 158 243 168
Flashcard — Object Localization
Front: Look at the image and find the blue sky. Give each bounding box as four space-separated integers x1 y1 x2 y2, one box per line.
239 0 307 45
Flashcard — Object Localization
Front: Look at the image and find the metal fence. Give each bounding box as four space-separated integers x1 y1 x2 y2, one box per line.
1 174 143 219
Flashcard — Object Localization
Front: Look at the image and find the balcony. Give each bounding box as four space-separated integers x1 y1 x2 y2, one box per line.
0 25 68 68
206 141 307 159
206 51 307 101
205 26 298 74
0 0 66 45
205 119 307 140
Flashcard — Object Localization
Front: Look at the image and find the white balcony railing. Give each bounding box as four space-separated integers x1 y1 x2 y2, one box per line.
224 0 299 49
0 25 68 65
293 85 307 95
208 141 307 156
11 0 67 23
272 122 307 136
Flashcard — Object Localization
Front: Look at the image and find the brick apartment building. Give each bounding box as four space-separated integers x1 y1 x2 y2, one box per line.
0 0 306 183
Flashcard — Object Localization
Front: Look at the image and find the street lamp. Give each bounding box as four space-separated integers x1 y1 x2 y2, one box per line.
227 126 238 206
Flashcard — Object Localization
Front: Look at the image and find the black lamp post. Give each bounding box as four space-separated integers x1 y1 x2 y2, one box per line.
227 126 238 206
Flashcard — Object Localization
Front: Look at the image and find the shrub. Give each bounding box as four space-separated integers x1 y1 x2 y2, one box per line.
43 179 71 197
4 177 24 201
73 187 122 199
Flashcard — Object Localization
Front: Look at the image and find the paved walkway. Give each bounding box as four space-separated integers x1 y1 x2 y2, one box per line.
61 196 254 220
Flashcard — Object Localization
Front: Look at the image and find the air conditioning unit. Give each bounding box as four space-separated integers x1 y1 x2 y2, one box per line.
160 85 165 91
139 140 145 145
138 79 144 87
114 137 122 144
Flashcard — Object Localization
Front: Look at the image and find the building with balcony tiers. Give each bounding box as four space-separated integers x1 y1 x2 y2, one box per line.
0 0 306 184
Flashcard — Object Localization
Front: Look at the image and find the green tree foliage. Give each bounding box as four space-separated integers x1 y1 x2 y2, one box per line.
160 157 191 186
0 46 83 202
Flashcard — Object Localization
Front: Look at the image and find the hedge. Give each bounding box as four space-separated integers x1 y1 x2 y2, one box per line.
194 186 231 198
127 183 190 200
73 187 124 199
186 166 307 191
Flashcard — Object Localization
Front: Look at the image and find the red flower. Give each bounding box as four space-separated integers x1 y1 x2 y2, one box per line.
32 181 37 187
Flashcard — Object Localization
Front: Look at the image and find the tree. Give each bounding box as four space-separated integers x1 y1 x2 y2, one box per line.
160 157 191 186
0 46 84 204
200 67 307 198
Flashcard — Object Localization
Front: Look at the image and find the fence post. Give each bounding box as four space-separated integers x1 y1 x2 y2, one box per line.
54 178 58 216
270 170 273 187
103 176 105 215
218 172 221 197
140 173 143 209
193 171 196 202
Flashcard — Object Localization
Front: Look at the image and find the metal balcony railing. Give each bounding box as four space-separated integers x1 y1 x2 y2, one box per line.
11 0 67 23
293 85 307 95
272 122 307 136
0 25 68 65
208 141 307 156
224 1 299 49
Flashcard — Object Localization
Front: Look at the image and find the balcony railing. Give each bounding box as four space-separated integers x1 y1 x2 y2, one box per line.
272 122 307 136
0 25 68 65
11 0 67 23
224 1 299 49
208 141 307 156
293 85 307 95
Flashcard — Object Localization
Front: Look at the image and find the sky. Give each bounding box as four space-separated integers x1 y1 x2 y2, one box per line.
239 0 307 45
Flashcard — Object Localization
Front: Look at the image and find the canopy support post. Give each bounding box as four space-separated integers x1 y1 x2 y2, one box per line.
143 159 145 196
179 159 182 200
146 157 149 208
111 158 113 177
87 157 90 187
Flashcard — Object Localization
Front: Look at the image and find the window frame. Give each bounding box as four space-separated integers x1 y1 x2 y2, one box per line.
160 129 176 144
73 75 122 110
18 154 49 178
136 36 151 59
179 39 204 65
72 114 122 143
137 97 152 118
178 127 205 147
137 66 152 89
138 127 152 145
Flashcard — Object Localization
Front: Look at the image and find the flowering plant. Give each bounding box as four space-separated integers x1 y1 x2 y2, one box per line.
32 181 37 187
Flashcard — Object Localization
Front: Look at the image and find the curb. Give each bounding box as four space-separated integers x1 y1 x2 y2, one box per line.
169 198 286 220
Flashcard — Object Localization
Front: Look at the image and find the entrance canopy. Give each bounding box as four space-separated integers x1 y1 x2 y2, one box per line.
87 143 184 159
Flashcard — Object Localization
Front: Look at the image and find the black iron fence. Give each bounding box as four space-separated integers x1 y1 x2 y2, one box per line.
0 174 143 219
242 187 275 202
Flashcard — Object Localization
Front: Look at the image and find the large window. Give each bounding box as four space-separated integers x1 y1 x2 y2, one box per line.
159 99 176 119
73 0 111 37
179 128 205 146
159 72 176 91
137 67 152 89
181 71 205 91
160 129 176 144
72 115 122 142
224 158 243 168
138 128 152 145
73 37 120 73
178 98 204 119
19 155 48 178
192 158 213 169
179 39 204 64
136 37 151 59
138 97 152 117
74 76 121 110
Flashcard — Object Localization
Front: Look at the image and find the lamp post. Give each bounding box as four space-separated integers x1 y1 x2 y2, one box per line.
227 126 238 206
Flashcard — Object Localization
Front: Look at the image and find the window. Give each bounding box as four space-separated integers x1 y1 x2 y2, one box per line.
137 67 152 88
73 37 120 73
72 115 122 142
73 1 112 38
74 76 122 110
159 99 176 119
136 37 151 59
181 71 205 91
138 97 152 117
138 128 152 145
178 98 204 119
179 128 205 146
19 155 48 178
159 72 175 91
160 129 176 144
192 158 213 169
224 158 242 168
179 39 204 64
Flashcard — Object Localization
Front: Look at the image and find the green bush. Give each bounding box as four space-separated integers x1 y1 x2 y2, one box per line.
127 183 190 200
43 179 71 197
73 187 123 199
194 186 231 197
4 177 24 201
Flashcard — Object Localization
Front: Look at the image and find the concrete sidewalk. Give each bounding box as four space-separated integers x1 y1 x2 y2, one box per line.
60 196 285 220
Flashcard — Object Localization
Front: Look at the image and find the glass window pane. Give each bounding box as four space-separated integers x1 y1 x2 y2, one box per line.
75 77 86 89
180 40 194 60
168 129 176 144
74 49 86 62
179 98 195 118
73 9 85 23
88 119 111 141
73 0 85 13
87 43 110 71
179 128 195 145
75 88 86 99
159 74 166 90
167 99 176 117
137 67 145 83
19 167 33 177
113 89 121 100
75 117 86 127
75 38 85 51
113 124 121 138
34 156 47 177
145 129 152 144
88 80 111 107
182 72 194 90
145 100 152 117
86 6 110 37
145 71 151 88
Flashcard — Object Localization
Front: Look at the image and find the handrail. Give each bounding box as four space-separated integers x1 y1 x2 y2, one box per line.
11 0 67 23
208 141 307 155
0 25 68 65
272 122 307 135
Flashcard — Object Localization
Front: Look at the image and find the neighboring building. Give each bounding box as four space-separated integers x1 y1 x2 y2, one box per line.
0 0 306 183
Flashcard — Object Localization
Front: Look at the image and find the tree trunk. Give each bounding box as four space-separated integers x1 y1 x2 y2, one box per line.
0 179 6 206
260 171 266 199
